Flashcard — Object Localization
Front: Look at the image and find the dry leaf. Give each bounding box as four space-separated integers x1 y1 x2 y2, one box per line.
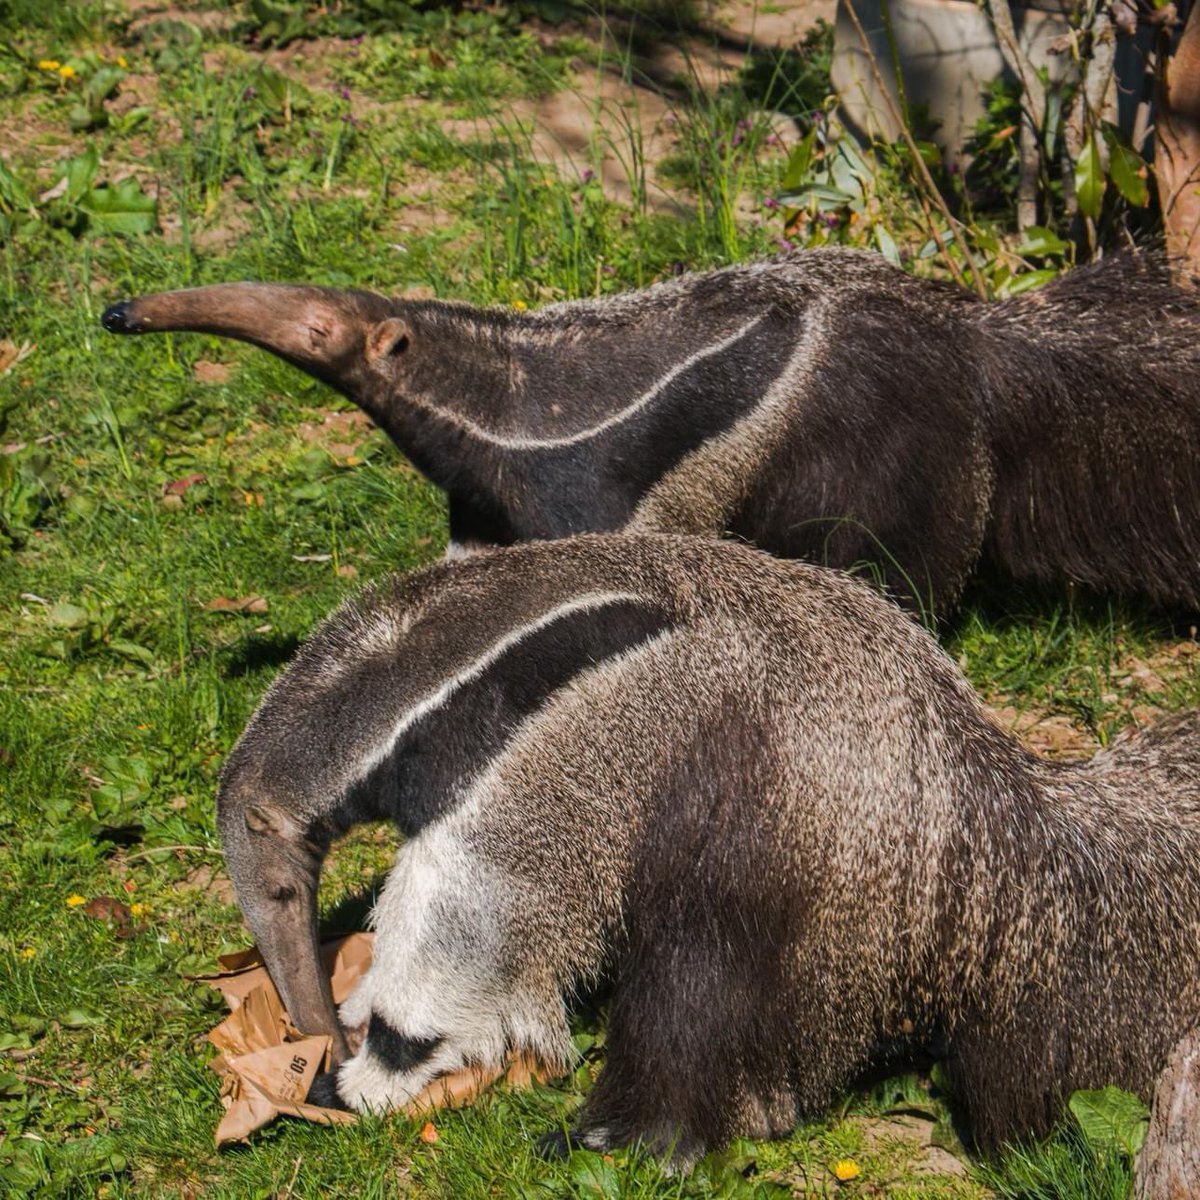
420 1121 439 1143
0 339 35 376
164 473 207 497
204 596 269 615
82 896 131 924
193 360 232 385
195 933 553 1144
38 177 68 203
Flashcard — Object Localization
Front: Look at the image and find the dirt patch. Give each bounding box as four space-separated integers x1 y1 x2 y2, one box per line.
860 1113 970 1178
0 95 73 177
507 67 684 212
174 861 236 906
295 408 377 460
986 637 1200 759
711 0 837 47
499 0 831 209
125 1 238 38
985 704 1098 759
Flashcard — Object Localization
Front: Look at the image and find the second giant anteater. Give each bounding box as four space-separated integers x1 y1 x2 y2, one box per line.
104 250 1200 613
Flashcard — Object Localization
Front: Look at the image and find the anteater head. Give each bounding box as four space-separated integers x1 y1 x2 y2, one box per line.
101 283 440 417
216 762 351 1061
214 539 679 1073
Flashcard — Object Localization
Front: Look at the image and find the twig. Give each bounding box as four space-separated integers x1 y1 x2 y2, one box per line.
281 1156 304 1199
986 0 1048 231
843 0 989 297
16 1073 80 1092
122 844 225 863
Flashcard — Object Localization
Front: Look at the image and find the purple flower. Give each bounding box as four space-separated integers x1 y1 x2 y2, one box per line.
824 213 839 228
778 237 795 251
762 196 781 210
580 168 595 184
339 86 352 101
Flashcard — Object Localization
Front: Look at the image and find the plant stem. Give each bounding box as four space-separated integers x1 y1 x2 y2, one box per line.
843 0 989 297
986 0 1047 231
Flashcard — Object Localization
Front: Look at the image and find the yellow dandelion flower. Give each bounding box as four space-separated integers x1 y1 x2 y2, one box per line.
19 947 36 960
37 59 60 71
58 64 77 80
833 1159 861 1182
66 893 87 906
512 300 528 311
129 903 148 917
116 56 128 68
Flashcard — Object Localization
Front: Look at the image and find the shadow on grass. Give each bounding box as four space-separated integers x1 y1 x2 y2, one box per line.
321 885 384 935
947 559 1199 641
223 632 303 679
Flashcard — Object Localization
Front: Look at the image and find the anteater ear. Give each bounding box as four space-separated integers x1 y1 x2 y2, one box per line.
366 317 412 365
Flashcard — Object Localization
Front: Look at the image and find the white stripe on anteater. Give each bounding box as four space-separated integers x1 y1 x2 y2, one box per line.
345 589 644 790
627 300 832 536
396 313 769 449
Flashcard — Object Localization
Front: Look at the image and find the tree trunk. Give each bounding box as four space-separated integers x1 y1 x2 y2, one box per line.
1135 1029 1200 1200
1156 0 1200 282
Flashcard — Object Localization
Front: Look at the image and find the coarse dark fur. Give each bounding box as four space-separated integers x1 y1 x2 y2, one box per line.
103 250 1200 614
218 533 1200 1162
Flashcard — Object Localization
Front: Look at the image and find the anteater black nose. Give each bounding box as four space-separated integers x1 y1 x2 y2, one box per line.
307 1070 351 1111
101 301 139 333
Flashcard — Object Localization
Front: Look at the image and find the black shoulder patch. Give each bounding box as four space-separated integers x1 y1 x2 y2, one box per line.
366 1012 443 1074
519 313 800 539
350 597 673 836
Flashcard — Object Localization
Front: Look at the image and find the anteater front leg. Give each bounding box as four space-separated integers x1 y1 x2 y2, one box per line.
544 926 804 1166
311 822 573 1113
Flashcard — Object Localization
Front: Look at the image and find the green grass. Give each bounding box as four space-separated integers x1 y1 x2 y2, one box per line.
0 3 1193 1196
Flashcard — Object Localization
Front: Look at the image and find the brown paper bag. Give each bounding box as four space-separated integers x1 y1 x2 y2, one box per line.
196 933 551 1144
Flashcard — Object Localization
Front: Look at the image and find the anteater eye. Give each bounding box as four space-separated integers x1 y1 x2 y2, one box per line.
268 883 297 903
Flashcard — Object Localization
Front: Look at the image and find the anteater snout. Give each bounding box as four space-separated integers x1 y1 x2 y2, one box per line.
100 300 142 333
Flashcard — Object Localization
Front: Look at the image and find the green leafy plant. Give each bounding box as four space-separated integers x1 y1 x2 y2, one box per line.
0 145 156 240
0 448 57 552
1068 1086 1150 1162
975 1086 1149 1199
